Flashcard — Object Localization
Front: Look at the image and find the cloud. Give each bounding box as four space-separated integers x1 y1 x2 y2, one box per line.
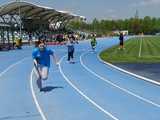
103 9 118 20
107 9 115 13
132 0 160 7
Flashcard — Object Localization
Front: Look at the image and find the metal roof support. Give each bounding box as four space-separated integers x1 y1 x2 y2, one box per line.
48 14 62 22
56 15 73 29
0 16 5 23
1 16 7 24
7 29 10 44
41 13 59 21
11 15 18 24
61 19 71 28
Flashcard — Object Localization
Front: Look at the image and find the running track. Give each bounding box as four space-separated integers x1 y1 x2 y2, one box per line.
0 37 160 120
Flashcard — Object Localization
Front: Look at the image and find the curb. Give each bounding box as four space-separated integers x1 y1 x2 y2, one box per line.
97 53 160 86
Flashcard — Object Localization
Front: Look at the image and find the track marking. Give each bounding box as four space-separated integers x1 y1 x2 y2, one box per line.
0 57 30 78
139 37 143 57
97 53 160 86
58 55 119 120
0 56 46 119
30 69 47 120
80 52 160 108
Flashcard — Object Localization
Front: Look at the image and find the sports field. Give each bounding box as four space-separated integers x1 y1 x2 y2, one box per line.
100 36 160 63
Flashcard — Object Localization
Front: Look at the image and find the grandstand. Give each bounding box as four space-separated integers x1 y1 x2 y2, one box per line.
0 1 86 50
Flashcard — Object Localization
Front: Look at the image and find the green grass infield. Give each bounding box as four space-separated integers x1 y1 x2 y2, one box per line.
100 36 160 63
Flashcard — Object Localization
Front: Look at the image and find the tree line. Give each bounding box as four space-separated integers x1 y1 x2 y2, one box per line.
68 16 160 36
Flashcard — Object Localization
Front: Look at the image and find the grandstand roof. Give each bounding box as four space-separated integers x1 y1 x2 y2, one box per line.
0 1 86 22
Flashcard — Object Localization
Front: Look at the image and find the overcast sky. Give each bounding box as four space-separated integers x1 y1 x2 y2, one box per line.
0 0 160 22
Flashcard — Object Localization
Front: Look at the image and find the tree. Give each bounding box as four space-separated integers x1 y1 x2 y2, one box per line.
142 16 152 34
68 16 160 36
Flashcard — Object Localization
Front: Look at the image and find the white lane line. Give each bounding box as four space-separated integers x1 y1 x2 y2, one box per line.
58 55 119 120
80 52 160 108
0 57 30 78
138 37 143 57
0 56 46 119
97 54 160 86
30 69 47 120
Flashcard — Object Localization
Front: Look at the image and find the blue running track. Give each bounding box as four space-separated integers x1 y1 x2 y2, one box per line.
0 37 160 120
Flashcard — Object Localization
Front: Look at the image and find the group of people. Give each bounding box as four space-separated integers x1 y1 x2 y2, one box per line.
32 33 98 91
32 32 126 91
54 33 85 43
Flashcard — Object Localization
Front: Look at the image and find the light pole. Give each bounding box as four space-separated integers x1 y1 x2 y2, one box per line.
16 0 22 39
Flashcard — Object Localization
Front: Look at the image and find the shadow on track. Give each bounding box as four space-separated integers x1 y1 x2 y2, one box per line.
0 113 40 120
41 86 64 92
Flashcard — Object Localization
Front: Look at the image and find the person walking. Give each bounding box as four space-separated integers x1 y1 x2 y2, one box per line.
90 33 97 52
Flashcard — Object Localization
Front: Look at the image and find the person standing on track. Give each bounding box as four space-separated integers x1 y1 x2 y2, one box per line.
66 36 75 63
28 33 32 45
119 32 124 50
32 41 58 91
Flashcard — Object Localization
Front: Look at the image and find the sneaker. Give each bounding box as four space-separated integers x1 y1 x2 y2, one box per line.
40 88 43 92
70 60 75 64
67 61 70 63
